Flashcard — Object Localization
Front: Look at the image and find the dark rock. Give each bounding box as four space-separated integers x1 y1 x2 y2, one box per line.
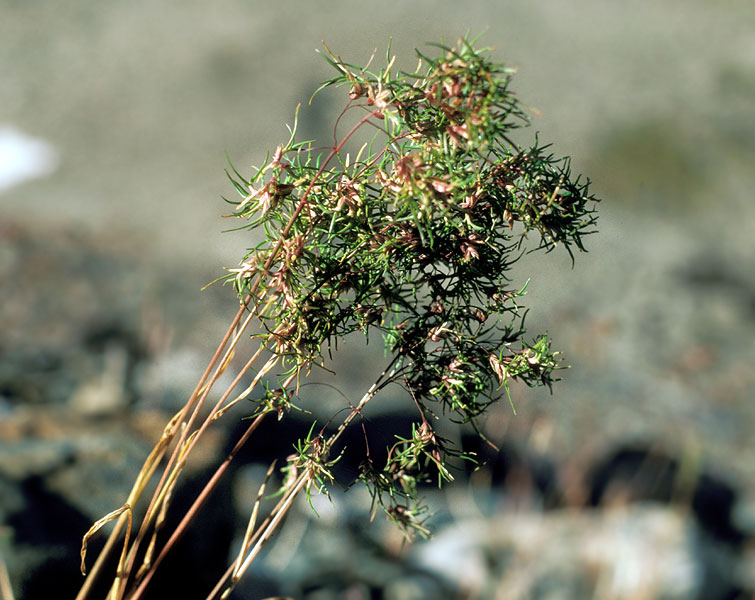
587 444 745 546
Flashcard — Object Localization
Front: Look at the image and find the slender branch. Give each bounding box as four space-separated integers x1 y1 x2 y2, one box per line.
210 356 400 599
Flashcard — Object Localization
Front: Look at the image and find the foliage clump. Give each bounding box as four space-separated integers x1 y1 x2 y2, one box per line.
223 36 598 531
78 36 598 600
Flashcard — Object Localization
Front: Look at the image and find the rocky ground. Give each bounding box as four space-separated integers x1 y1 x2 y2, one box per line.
0 215 753 599
2 1 755 599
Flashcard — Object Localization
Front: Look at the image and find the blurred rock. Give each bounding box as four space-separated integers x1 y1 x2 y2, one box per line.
69 341 131 416
413 506 727 600
0 438 75 480
587 444 744 547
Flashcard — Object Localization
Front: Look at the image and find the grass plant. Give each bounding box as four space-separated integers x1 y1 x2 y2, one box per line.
76 35 599 600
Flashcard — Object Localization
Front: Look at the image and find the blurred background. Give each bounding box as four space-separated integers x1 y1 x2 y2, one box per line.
1 1 754 598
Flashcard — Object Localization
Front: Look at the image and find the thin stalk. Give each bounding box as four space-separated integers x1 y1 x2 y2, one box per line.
119 345 271 599
204 462 306 600
112 306 263 599
74 300 250 600
227 471 309 592
211 356 400 599
124 411 268 600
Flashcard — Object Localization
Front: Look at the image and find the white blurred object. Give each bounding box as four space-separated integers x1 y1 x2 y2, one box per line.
0 125 59 193
414 505 702 600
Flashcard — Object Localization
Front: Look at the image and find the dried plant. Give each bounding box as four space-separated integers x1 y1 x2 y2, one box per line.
76 35 599 600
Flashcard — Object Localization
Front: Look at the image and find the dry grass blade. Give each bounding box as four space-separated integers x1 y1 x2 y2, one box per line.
223 460 278 598
80 504 132 577
212 354 279 421
134 429 197 581
74 416 178 600
113 307 262 598
128 409 272 600
229 472 309 590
